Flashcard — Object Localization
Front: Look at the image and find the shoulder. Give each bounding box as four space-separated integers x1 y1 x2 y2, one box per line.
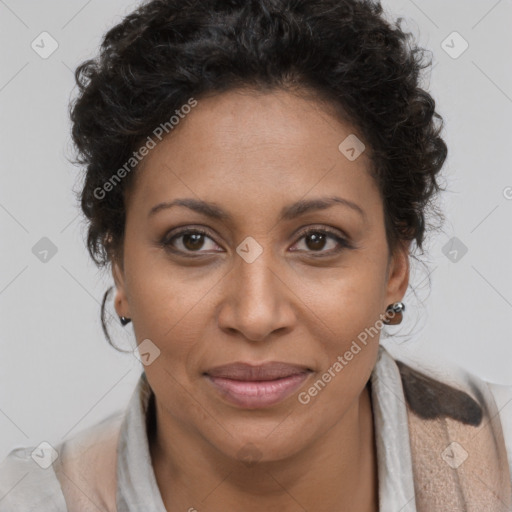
383 345 512 475
383 345 509 425
487 381 512 473
0 408 125 512
0 445 67 511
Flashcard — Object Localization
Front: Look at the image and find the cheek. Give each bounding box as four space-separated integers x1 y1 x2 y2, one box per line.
331 269 387 340
303 254 388 340
123 240 223 382
127 268 209 370
301 252 389 385
123 228 206 332
292 269 386 425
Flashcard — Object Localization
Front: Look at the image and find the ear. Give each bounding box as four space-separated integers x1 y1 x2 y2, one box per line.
384 240 410 306
112 257 131 319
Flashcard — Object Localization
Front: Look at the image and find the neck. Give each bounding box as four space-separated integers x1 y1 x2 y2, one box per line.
149 383 378 512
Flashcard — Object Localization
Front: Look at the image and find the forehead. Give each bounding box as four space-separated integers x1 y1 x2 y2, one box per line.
128 88 380 220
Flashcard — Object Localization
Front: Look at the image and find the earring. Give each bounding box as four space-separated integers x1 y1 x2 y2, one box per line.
383 302 405 325
120 316 132 326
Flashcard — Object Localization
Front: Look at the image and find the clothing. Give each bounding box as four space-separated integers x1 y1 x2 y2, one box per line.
0 344 511 511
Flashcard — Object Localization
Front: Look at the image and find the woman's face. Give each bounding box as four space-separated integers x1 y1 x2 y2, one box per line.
113 88 409 463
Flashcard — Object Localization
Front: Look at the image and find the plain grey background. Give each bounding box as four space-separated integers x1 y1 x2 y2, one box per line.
0 0 511 462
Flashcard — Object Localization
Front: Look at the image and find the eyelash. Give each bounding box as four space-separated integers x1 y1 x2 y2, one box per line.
160 226 353 257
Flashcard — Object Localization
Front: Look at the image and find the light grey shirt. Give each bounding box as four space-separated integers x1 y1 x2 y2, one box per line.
0 344 511 511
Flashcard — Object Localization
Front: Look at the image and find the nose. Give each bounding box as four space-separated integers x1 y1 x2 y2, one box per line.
216 253 297 342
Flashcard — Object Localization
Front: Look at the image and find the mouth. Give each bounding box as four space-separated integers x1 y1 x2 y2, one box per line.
204 362 313 409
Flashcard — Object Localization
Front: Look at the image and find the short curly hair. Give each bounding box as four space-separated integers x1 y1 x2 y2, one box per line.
70 0 447 268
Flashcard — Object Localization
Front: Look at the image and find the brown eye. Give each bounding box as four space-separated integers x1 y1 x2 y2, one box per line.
291 228 352 256
304 232 328 251
182 232 206 251
162 228 222 254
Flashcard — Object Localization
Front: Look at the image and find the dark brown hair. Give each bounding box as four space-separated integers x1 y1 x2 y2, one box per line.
69 0 448 346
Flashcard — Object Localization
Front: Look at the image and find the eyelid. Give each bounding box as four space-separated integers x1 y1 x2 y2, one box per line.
293 224 349 242
161 226 222 251
290 225 353 254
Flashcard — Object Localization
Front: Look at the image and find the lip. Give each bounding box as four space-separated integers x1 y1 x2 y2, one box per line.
206 361 312 380
204 362 312 408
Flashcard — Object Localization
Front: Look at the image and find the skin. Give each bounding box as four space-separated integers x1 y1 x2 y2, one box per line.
112 88 410 512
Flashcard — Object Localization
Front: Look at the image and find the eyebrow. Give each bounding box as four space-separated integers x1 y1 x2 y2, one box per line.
148 196 366 223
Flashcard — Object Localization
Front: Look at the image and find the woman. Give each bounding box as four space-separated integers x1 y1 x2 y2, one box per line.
0 0 510 510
